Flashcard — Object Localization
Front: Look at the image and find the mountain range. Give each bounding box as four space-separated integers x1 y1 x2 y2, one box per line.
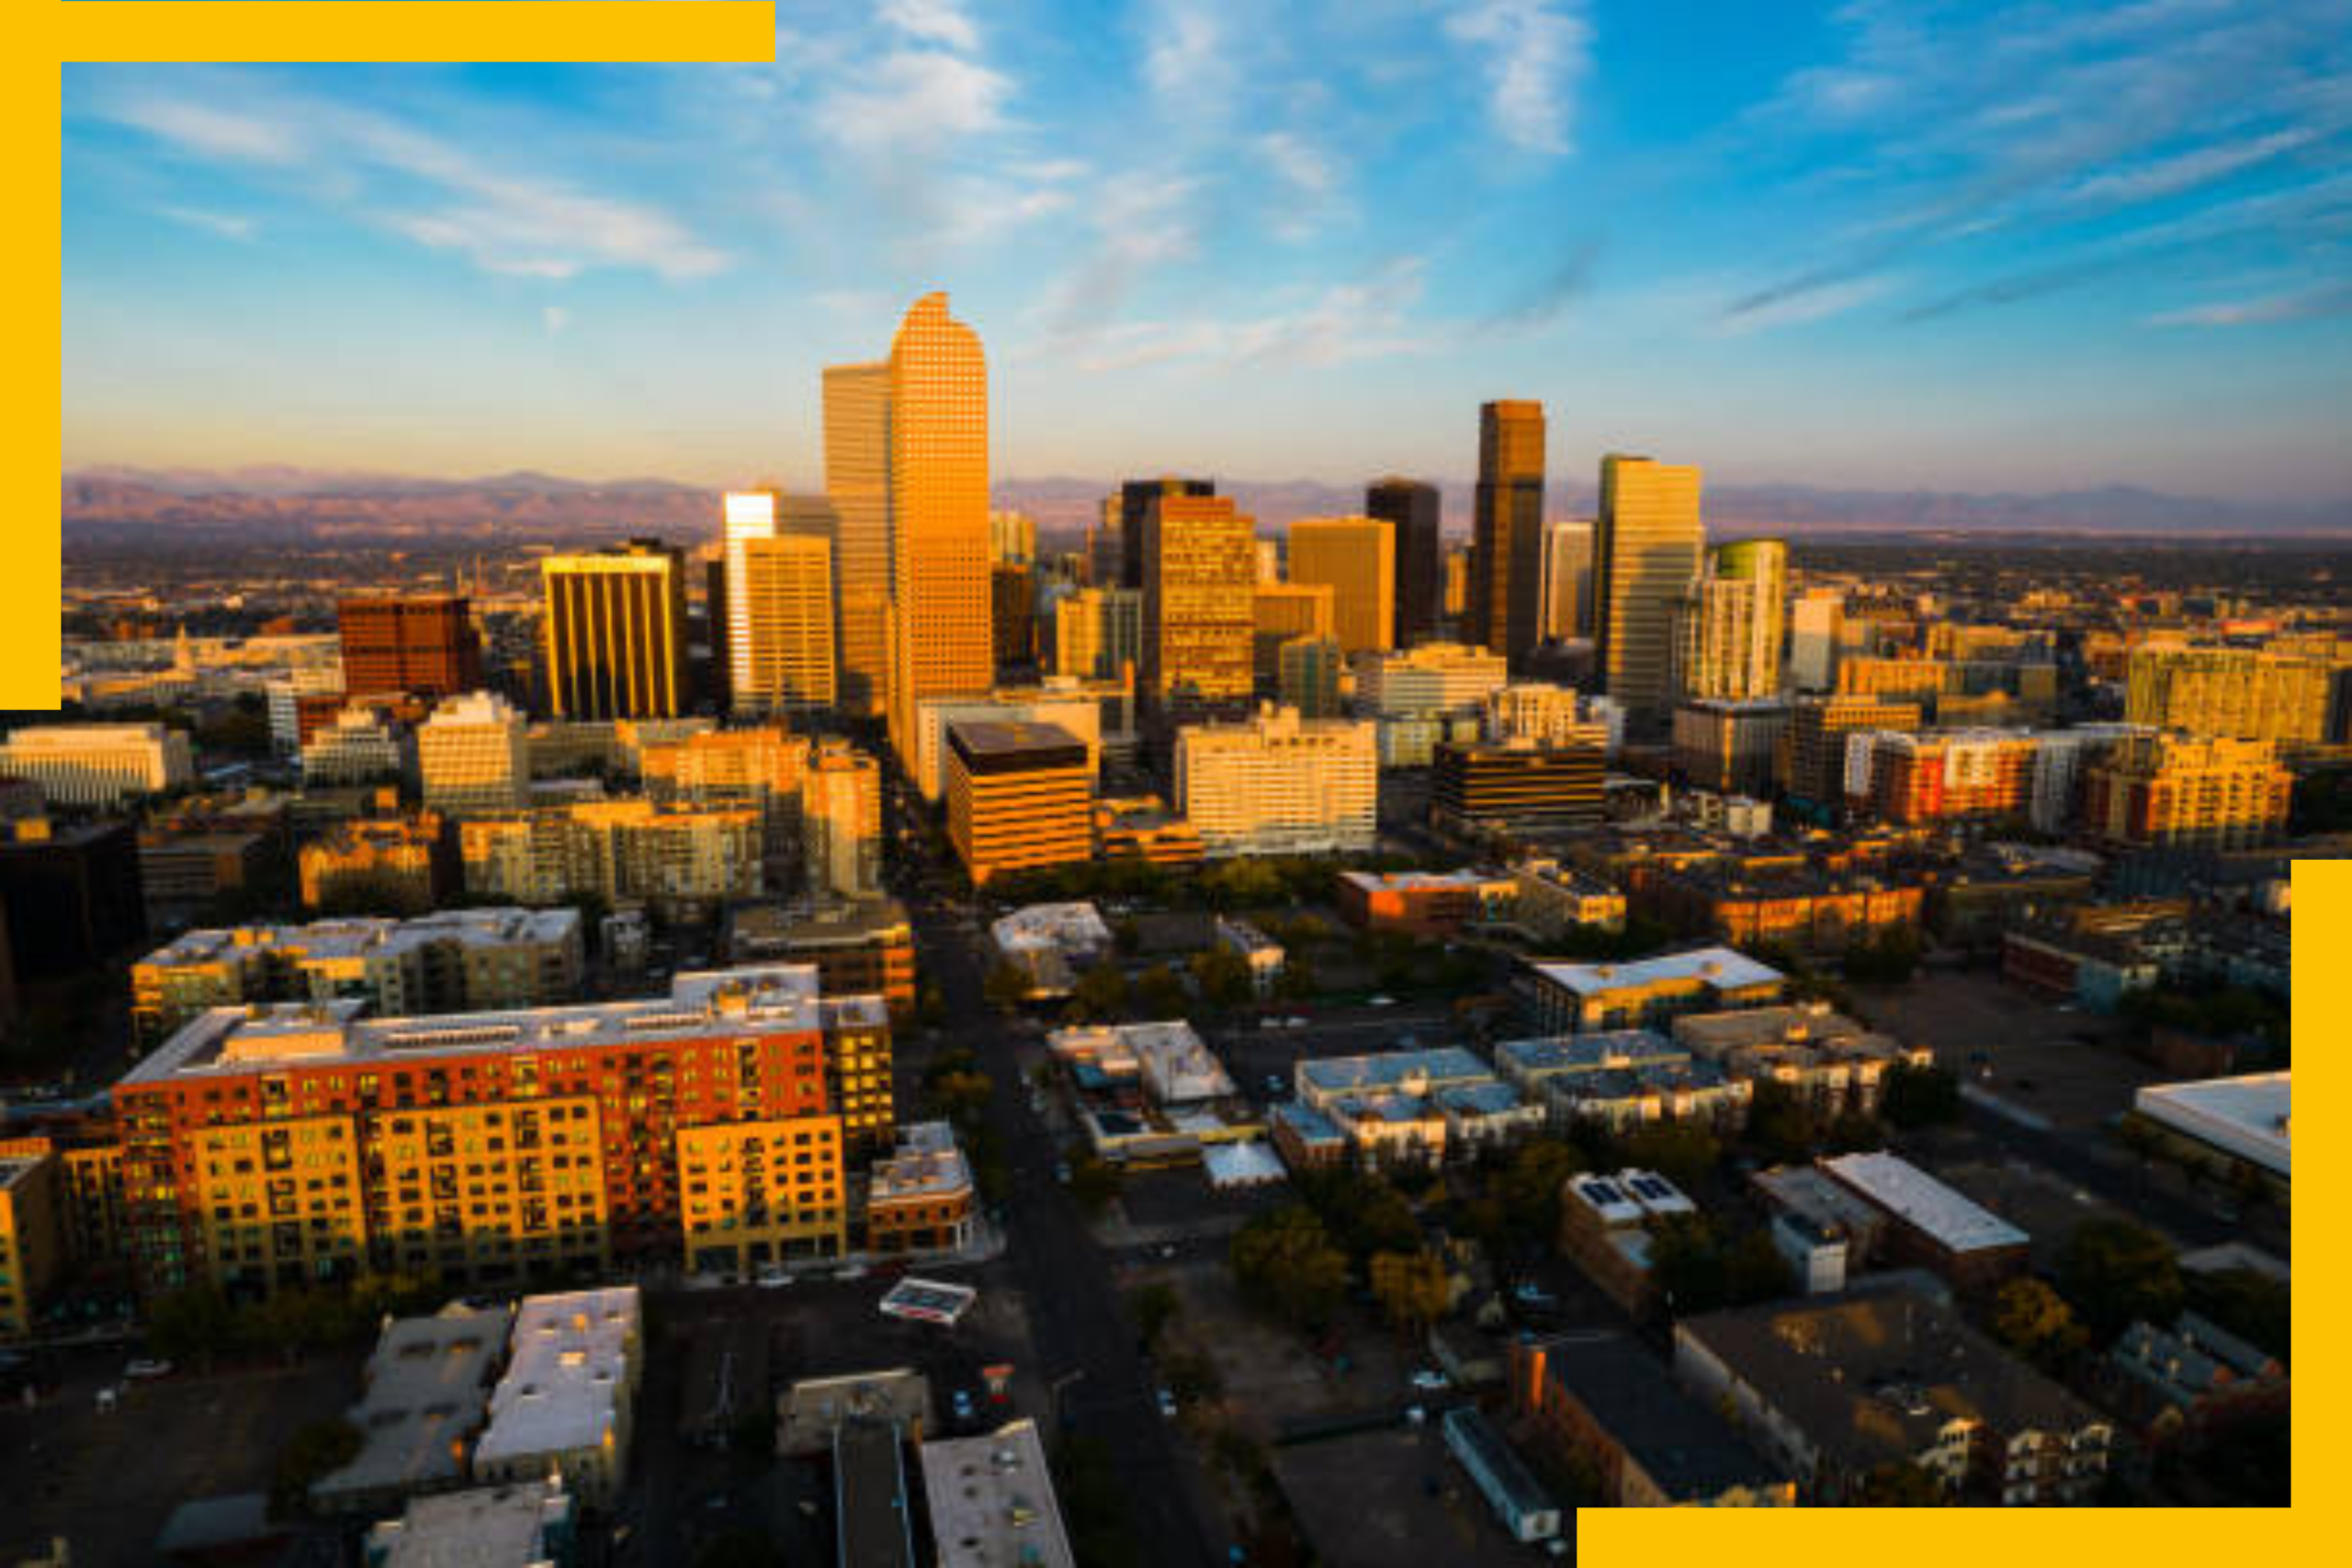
62 466 2352 545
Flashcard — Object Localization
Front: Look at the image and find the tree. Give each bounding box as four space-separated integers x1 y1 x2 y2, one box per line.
1114 919 1142 957
2058 1218 2183 1340
1988 1278 2088 1368
1850 1461 1949 1506
2184 1267 2289 1361
983 960 1031 1012
1068 1152 1125 1215
1067 964 1128 1022
1229 1205 1349 1332
1723 1227 1796 1305
1189 945 1255 1008
1881 1062 1962 1129
1491 1139 1585 1252
1368 1249 1452 1335
1649 1214 1730 1316
1842 929 1922 985
925 1067 996 1127
270 1418 362 1518
1614 1120 1722 1190
1134 964 1189 1017
144 1284 238 1367
1744 1081 1826 1164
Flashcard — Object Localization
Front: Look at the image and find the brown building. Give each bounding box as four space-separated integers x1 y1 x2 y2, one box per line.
299 814 452 914
723 898 918 1020
1469 400 1545 666
945 721 1094 886
990 561 1035 669
1431 739 1604 840
863 1122 974 1256
337 595 484 701
1640 864 1925 955
1816 1152 2029 1291
2081 733 2292 851
1775 696 1922 809
1511 1333 1792 1506
1141 493 1257 710
1335 868 1516 936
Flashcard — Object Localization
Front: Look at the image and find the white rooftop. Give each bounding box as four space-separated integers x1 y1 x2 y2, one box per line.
474 1287 639 1472
367 1479 572 1568
1050 1020 1234 1104
990 902 1113 954
870 1121 974 1203
138 908 580 971
919 1419 1076 1568
2135 1072 2290 1179
1820 1152 2030 1254
1204 1140 1287 1190
1532 945 1783 997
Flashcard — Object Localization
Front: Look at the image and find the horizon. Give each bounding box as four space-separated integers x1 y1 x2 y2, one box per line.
62 2 2352 505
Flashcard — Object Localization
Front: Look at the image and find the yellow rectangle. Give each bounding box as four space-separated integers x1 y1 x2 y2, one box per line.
54 4 777 64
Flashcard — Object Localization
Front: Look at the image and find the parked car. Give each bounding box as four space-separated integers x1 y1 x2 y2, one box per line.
1408 1369 1451 1392
123 1359 173 1381
951 1388 978 1423
755 1263 792 1289
1157 1387 1180 1419
1367 995 1396 1008
1054 1160 1072 1185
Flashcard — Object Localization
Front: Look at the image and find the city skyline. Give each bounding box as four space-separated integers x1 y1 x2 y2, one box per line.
61 1 2352 505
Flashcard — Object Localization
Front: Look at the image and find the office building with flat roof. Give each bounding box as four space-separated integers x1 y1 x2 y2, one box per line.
945 721 1093 886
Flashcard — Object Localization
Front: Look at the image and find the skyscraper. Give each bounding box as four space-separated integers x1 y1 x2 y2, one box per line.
1287 516 1396 655
1470 401 1545 667
823 360 893 719
722 491 838 718
884 293 994 768
338 594 483 701
803 738 883 897
541 540 691 720
1539 520 1594 643
1053 587 1143 681
1673 538 1786 700
1119 478 1216 589
1789 589 1843 691
1367 476 1442 647
1595 454 1705 720
989 509 1036 567
1141 493 1257 708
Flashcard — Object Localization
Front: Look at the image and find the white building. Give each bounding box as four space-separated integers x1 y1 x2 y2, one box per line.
2133 1071 2290 1180
418 692 531 815
0 722 194 807
1049 1021 1237 1105
1789 589 1843 692
920 1419 1075 1568
364 1479 576 1568
473 1286 642 1506
300 703 413 786
1214 916 1284 997
1174 705 1376 858
1354 641 1509 718
265 665 345 757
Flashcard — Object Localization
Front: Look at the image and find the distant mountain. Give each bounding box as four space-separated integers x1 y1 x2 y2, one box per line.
61 465 2352 545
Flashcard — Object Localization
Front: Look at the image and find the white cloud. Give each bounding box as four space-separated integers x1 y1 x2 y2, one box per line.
1445 0 1591 158
1719 274 1895 334
815 49 1012 152
1145 1 1224 101
2148 281 2352 327
154 206 256 241
109 99 305 164
1071 258 1431 371
880 0 980 51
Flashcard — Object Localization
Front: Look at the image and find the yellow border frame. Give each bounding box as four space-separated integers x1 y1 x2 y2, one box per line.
24 4 2315 1560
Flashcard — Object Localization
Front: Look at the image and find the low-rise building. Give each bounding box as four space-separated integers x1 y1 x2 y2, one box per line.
1440 1405 1561 1545
1638 863 1925 957
1674 1288 2113 1504
2099 1312 2287 1449
1213 916 1283 997
1092 795 1203 868
918 1419 1075 1568
1524 946 1785 1034
865 1121 975 1258
312 1303 507 1516
723 897 917 1020
473 1287 642 1507
1510 1331 1792 1506
1335 867 1519 936
989 902 1114 998
1433 1079 1545 1156
1267 1101 1347 1173
2131 1071 2290 1185
300 813 450 914
1510 859 1629 940
1555 1168 1700 1315
1672 1005 1930 1116
0 722 195 808
1816 1152 2029 1290
363 1479 577 1568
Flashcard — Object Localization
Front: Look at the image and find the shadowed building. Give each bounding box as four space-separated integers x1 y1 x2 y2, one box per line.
541 541 691 720
1469 400 1545 667
1367 476 1442 647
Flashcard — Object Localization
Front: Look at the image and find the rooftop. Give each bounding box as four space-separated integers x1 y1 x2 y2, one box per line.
2133 1071 2290 1179
137 907 579 972
1338 867 1513 894
947 719 1086 759
314 1303 506 1504
1051 1020 1235 1104
1531 946 1784 997
365 1480 573 1568
919 1418 1076 1568
1528 1332 1785 1501
1297 1046 1491 1098
835 1415 917 1568
1496 1030 1681 1080
991 902 1113 953
869 1121 974 1204
473 1287 640 1470
1819 1152 2030 1254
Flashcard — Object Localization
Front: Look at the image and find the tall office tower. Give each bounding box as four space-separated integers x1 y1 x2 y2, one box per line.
1789 589 1843 691
338 594 483 700
1118 477 1216 589
1469 400 1546 666
1288 516 1396 655
1443 546 1470 622
1256 538 1283 585
823 359 894 718
989 509 1036 567
1086 496 1123 587
1368 476 1442 647
1054 587 1143 681
1141 494 1257 708
541 540 691 720
416 691 530 815
1674 538 1787 700
2123 647 2331 743
1594 454 1706 721
1278 636 1345 719
722 491 838 718
881 293 994 768
991 562 1036 669
1539 520 1595 643
803 737 883 897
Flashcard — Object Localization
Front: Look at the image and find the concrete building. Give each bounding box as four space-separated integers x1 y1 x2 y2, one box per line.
540 542 691 721
458 800 764 910
944 721 1094 887
1276 636 1344 720
1776 696 1923 809
1788 589 1842 692
1213 916 1284 998
312 1303 506 1515
1287 515 1395 654
920 1419 1075 1568
911 682 1115 804
299 814 448 914
1442 1405 1560 1545
475 1287 643 1506
989 901 1114 998
865 1120 977 1257
1817 1152 2029 1289
1510 861 1629 940
1430 737 1604 839
1354 641 1510 719
722 897 916 1019
363 1479 576 1568
0 816 147 982
1525 946 1785 1034
1511 1331 1791 1506
2081 733 2292 851
721 490 838 717
804 739 883 897
2132 1071 2290 1182
1173 705 1376 857
301 704 414 787
417 693 530 816
1595 454 1705 722
1336 867 1519 935
1053 586 1142 682
0 723 195 808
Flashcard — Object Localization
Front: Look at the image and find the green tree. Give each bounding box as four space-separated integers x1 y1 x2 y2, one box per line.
1723 1227 1796 1305
1615 1120 1722 1190
1188 945 1255 1009
1649 1214 1730 1315
1882 1062 1962 1129
1368 1249 1453 1335
1988 1278 2088 1368
983 960 1032 1012
2184 1267 2290 1362
1744 1082 1826 1164
1134 964 1189 1017
1068 1152 1125 1216
1067 964 1128 1021
2059 1219 2183 1340
1491 1139 1586 1253
1229 1205 1349 1333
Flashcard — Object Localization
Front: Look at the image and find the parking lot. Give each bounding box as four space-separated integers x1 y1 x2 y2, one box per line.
1271 1421 1548 1567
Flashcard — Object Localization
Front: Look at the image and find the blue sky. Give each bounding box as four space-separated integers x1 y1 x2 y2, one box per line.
60 0 2352 501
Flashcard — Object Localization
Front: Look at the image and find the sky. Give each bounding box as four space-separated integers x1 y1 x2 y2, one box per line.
59 0 2352 502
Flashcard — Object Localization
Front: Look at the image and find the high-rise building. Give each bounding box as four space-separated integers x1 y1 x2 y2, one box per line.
1118 478 1216 590
1431 738 1605 839
823 360 894 718
416 692 530 816
2123 647 2331 744
1287 516 1396 655
1470 400 1545 666
1776 696 1924 809
1595 454 1706 720
1256 538 1283 585
1278 637 1345 720
991 562 1036 670
338 595 483 701
1054 587 1143 682
1540 520 1594 643
1443 546 1471 623
1674 539 1787 701
1084 496 1124 587
1789 589 1843 692
989 509 1036 567
722 491 838 718
1251 583 1336 683
945 721 1095 886
804 739 883 897
541 541 691 720
1174 706 1378 858
1141 493 1257 708
1368 477 1442 647
883 294 995 768
108 965 889 1295
1671 699 1793 796
2081 733 2292 851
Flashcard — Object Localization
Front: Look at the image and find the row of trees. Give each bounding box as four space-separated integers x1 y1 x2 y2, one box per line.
146 1270 447 1365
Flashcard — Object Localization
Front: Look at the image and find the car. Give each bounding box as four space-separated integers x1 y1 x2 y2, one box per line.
1263 1075 1286 1098
951 1389 978 1422
755 1263 792 1289
123 1358 173 1381
1367 995 1396 1008
1285 1016 1310 1030
834 1264 869 1282
1408 1369 1451 1392
1157 1387 1179 1418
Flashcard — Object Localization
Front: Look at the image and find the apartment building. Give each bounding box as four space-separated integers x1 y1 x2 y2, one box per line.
1173 705 1377 858
417 693 532 816
2081 733 2292 851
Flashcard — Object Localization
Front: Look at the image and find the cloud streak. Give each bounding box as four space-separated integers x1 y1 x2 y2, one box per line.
1445 0 1591 157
